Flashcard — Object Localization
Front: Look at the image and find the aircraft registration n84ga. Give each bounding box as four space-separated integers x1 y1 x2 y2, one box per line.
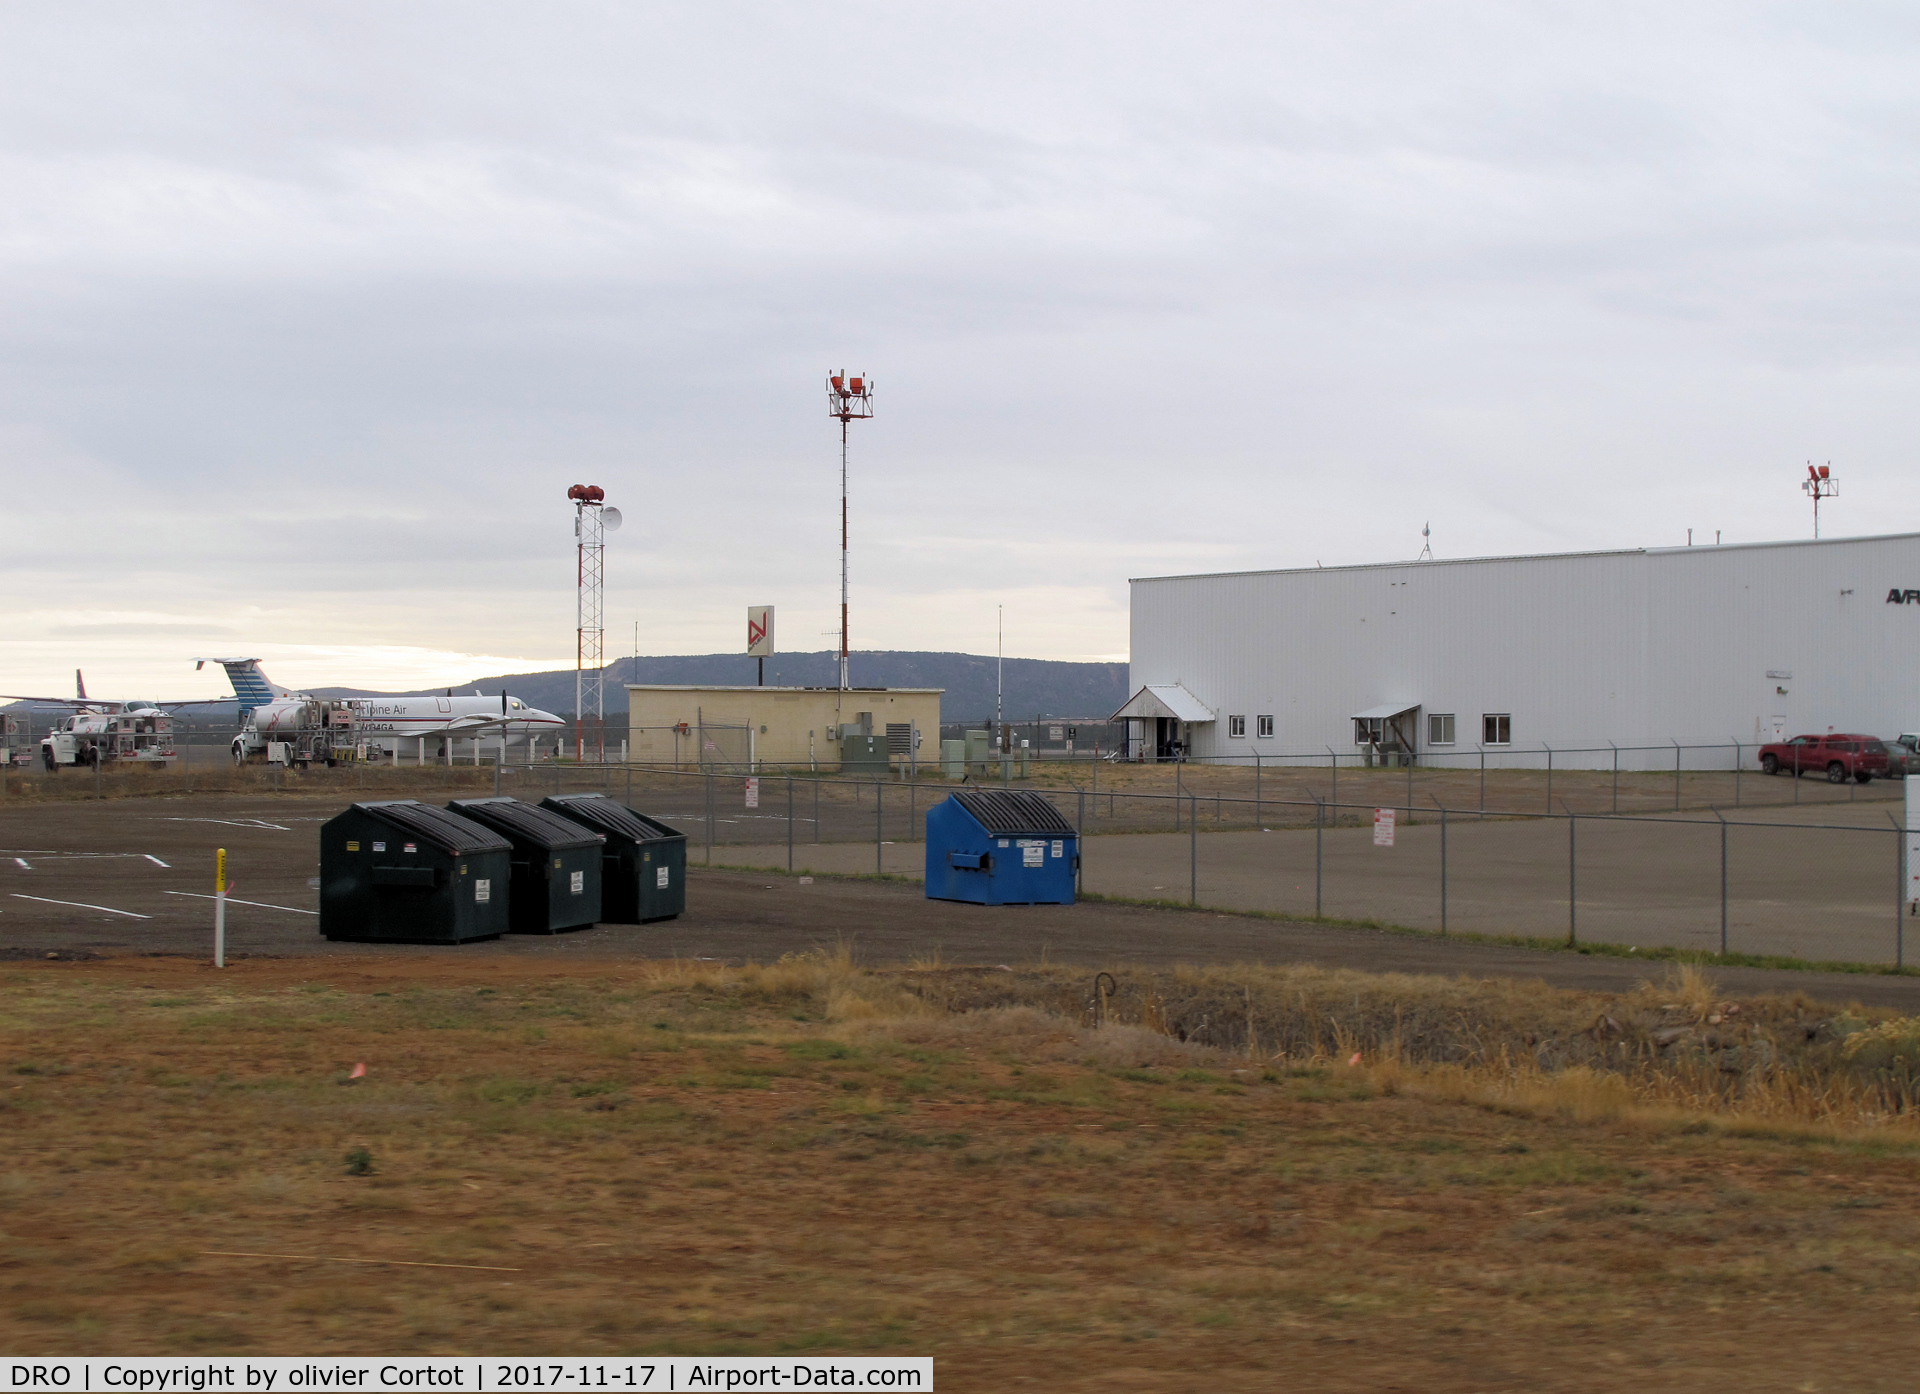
198 658 565 765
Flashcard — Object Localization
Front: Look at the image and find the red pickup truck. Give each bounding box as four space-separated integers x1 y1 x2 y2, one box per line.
1758 733 1889 783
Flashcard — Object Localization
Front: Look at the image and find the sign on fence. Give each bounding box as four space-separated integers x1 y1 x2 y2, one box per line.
1373 807 1396 846
745 777 760 809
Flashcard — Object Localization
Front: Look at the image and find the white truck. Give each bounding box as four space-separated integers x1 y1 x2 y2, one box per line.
39 705 177 770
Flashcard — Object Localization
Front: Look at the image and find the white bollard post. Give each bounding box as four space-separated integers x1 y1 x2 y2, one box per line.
214 846 227 969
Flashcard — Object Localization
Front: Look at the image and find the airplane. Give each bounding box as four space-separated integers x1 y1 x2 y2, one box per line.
196 658 565 765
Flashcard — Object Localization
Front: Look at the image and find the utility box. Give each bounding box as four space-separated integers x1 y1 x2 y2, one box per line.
320 800 512 943
940 738 967 779
924 789 1078 906
540 793 687 923
447 797 605 935
839 732 890 775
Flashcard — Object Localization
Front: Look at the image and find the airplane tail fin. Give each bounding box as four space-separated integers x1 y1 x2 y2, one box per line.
76 669 87 701
195 657 288 710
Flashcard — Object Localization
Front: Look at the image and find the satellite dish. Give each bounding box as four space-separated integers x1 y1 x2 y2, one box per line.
602 506 623 532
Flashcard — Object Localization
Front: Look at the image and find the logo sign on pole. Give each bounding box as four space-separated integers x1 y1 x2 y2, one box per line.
1373 807 1396 846
745 777 760 809
747 605 775 658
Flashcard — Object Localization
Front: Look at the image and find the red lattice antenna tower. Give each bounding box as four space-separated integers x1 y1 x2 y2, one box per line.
567 484 621 760
1802 462 1837 539
826 371 874 690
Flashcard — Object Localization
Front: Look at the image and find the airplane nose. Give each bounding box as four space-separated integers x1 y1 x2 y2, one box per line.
528 708 564 726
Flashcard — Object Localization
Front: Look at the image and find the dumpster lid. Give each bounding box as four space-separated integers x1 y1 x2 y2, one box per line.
950 789 1077 838
449 798 607 852
541 793 684 843
354 800 512 854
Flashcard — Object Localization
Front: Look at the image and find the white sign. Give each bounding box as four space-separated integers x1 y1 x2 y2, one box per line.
1022 843 1045 867
1051 839 1064 858
745 776 760 808
1373 808 1396 846
747 604 775 657
656 865 670 888
474 878 491 903
1049 726 1063 740
570 870 585 895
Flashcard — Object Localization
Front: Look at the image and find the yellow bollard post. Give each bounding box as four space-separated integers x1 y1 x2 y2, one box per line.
214 847 228 968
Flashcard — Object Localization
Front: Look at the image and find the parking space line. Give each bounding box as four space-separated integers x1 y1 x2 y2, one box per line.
145 855 171 867
163 891 318 916
11 894 151 919
155 817 293 832
13 859 28 870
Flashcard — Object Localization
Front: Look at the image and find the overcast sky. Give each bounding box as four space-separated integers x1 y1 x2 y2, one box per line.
3 3 1917 699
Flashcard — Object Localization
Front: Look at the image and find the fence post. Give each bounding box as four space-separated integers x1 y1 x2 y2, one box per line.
1329 747 1338 814
1255 751 1261 826
1315 794 1324 917
1189 794 1198 905
1076 790 1086 897
876 780 884 875
1544 744 1552 813
1566 810 1577 946
706 771 714 865
815 779 821 844
1439 802 1448 935
1405 755 1413 824
1672 739 1682 811
787 775 795 873
1716 809 1728 956
1609 741 1618 815
1892 812 1906 971
1731 740 1740 808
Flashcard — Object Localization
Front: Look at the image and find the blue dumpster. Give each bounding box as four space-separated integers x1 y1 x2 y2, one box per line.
924 789 1078 905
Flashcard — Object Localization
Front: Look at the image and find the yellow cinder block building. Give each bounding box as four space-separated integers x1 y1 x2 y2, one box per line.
624 685 942 770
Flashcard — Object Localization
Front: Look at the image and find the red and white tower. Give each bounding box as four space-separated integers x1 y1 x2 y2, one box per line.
568 484 621 760
1802 462 1837 539
826 371 874 690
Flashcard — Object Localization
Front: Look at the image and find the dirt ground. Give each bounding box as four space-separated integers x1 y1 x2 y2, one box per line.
5 955 1920 1388
6 792 1920 1012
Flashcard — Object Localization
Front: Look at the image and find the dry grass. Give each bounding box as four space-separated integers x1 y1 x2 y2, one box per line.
5 952 1920 1389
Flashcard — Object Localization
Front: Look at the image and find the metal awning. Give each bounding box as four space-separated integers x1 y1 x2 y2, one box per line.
1350 701 1420 721
1110 684 1215 724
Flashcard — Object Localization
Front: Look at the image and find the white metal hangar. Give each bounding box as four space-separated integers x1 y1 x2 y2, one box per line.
1115 532 1920 769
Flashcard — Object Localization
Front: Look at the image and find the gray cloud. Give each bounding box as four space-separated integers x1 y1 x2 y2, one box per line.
3 2 1918 692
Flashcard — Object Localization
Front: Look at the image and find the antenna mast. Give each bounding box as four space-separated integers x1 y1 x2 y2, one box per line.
568 484 621 761
826 370 874 690
1801 462 1837 539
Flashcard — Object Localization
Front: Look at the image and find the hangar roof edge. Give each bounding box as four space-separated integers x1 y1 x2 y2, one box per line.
1129 530 1920 585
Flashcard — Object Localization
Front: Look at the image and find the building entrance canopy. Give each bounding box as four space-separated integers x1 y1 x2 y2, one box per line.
1110 684 1215 725
1350 701 1420 752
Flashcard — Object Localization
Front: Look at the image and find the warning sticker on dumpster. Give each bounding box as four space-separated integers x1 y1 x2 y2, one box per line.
570 870 584 894
475 879 491 903
1022 844 1045 867
1373 808 1395 846
657 866 670 889
1052 840 1064 857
